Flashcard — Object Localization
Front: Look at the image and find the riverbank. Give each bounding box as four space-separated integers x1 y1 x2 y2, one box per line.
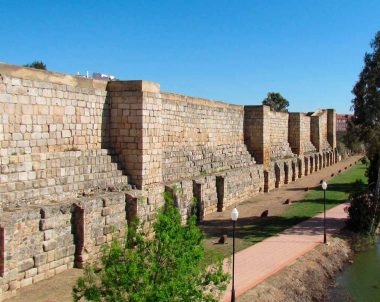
327 232 380 302
237 234 354 302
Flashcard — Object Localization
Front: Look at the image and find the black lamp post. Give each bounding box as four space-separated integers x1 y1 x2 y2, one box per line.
321 181 328 244
231 207 239 302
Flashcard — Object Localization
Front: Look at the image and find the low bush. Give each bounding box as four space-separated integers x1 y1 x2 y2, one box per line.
73 192 229 302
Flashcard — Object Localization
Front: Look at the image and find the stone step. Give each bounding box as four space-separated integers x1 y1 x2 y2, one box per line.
1 149 114 163
0 175 130 207
0 148 131 208
1 152 121 175
164 153 254 163
2 162 123 182
2 169 127 192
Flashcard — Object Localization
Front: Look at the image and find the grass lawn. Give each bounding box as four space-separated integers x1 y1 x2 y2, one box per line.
205 162 368 261
282 163 367 219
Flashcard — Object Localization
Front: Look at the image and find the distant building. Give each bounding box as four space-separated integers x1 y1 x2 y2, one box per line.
336 114 353 133
92 72 116 81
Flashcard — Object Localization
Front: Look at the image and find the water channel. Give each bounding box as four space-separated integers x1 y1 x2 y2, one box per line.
327 235 380 301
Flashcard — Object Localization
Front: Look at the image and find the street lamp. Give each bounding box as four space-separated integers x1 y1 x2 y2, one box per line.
231 207 239 302
321 181 328 244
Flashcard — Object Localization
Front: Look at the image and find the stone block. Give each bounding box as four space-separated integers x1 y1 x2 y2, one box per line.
54 264 67 275
102 207 111 216
103 225 114 235
62 130 71 138
20 277 33 288
8 280 20 291
37 263 50 274
25 268 38 278
49 259 63 270
33 272 46 284
33 254 47 267
43 229 55 241
18 258 34 273
64 106 75 115
40 218 56 231
96 236 106 245
43 240 57 252
46 270 55 279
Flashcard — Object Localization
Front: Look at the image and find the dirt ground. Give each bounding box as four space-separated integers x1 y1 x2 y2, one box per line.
4 268 82 302
4 156 361 302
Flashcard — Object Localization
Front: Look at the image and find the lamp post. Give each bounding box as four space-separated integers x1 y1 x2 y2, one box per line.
321 181 328 244
231 207 239 302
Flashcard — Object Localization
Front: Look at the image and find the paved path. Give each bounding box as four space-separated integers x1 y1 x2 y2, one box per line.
222 202 349 302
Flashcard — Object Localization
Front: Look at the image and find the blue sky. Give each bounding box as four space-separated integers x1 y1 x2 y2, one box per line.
1 1 379 113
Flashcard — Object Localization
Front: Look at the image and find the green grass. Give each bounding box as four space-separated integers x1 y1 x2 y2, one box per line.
282 163 367 219
204 162 368 261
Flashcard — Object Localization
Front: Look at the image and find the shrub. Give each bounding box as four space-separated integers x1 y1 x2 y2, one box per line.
347 190 379 234
23 60 47 70
73 192 229 302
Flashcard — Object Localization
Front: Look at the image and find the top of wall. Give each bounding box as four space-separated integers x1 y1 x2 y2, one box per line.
0 63 107 90
267 109 289 117
161 91 244 111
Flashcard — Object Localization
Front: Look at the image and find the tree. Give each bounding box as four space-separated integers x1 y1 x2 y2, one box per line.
347 31 380 235
262 92 289 112
23 60 47 70
73 192 229 302
350 31 380 184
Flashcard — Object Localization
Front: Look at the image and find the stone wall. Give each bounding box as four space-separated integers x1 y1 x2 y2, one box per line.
300 114 317 154
161 92 255 183
242 107 336 191
107 81 163 188
0 63 339 299
268 110 294 160
0 192 127 299
327 109 337 150
311 110 332 152
0 63 109 157
244 106 270 166
0 149 130 208
0 62 338 223
165 165 264 222
0 64 129 209
289 113 316 156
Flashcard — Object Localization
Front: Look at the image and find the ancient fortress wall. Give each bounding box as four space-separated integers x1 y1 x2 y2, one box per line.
0 65 128 208
268 110 293 160
0 64 109 156
160 92 254 183
0 63 337 299
300 114 317 153
289 113 316 156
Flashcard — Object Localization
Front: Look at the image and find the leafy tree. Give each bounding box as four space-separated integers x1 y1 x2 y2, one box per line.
73 192 229 302
23 60 47 70
262 92 289 112
347 31 380 235
347 190 380 234
350 31 380 184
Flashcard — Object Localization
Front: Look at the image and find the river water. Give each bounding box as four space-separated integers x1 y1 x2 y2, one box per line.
327 236 380 301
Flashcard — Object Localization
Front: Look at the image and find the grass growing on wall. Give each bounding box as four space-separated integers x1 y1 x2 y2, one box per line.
205 162 368 261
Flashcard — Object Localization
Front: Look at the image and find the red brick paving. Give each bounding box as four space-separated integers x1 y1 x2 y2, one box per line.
222 202 349 302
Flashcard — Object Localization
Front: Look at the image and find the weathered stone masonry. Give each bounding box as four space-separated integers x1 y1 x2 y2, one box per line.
0 63 337 299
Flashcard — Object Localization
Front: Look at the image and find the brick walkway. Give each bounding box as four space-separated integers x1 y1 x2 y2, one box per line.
222 202 349 302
